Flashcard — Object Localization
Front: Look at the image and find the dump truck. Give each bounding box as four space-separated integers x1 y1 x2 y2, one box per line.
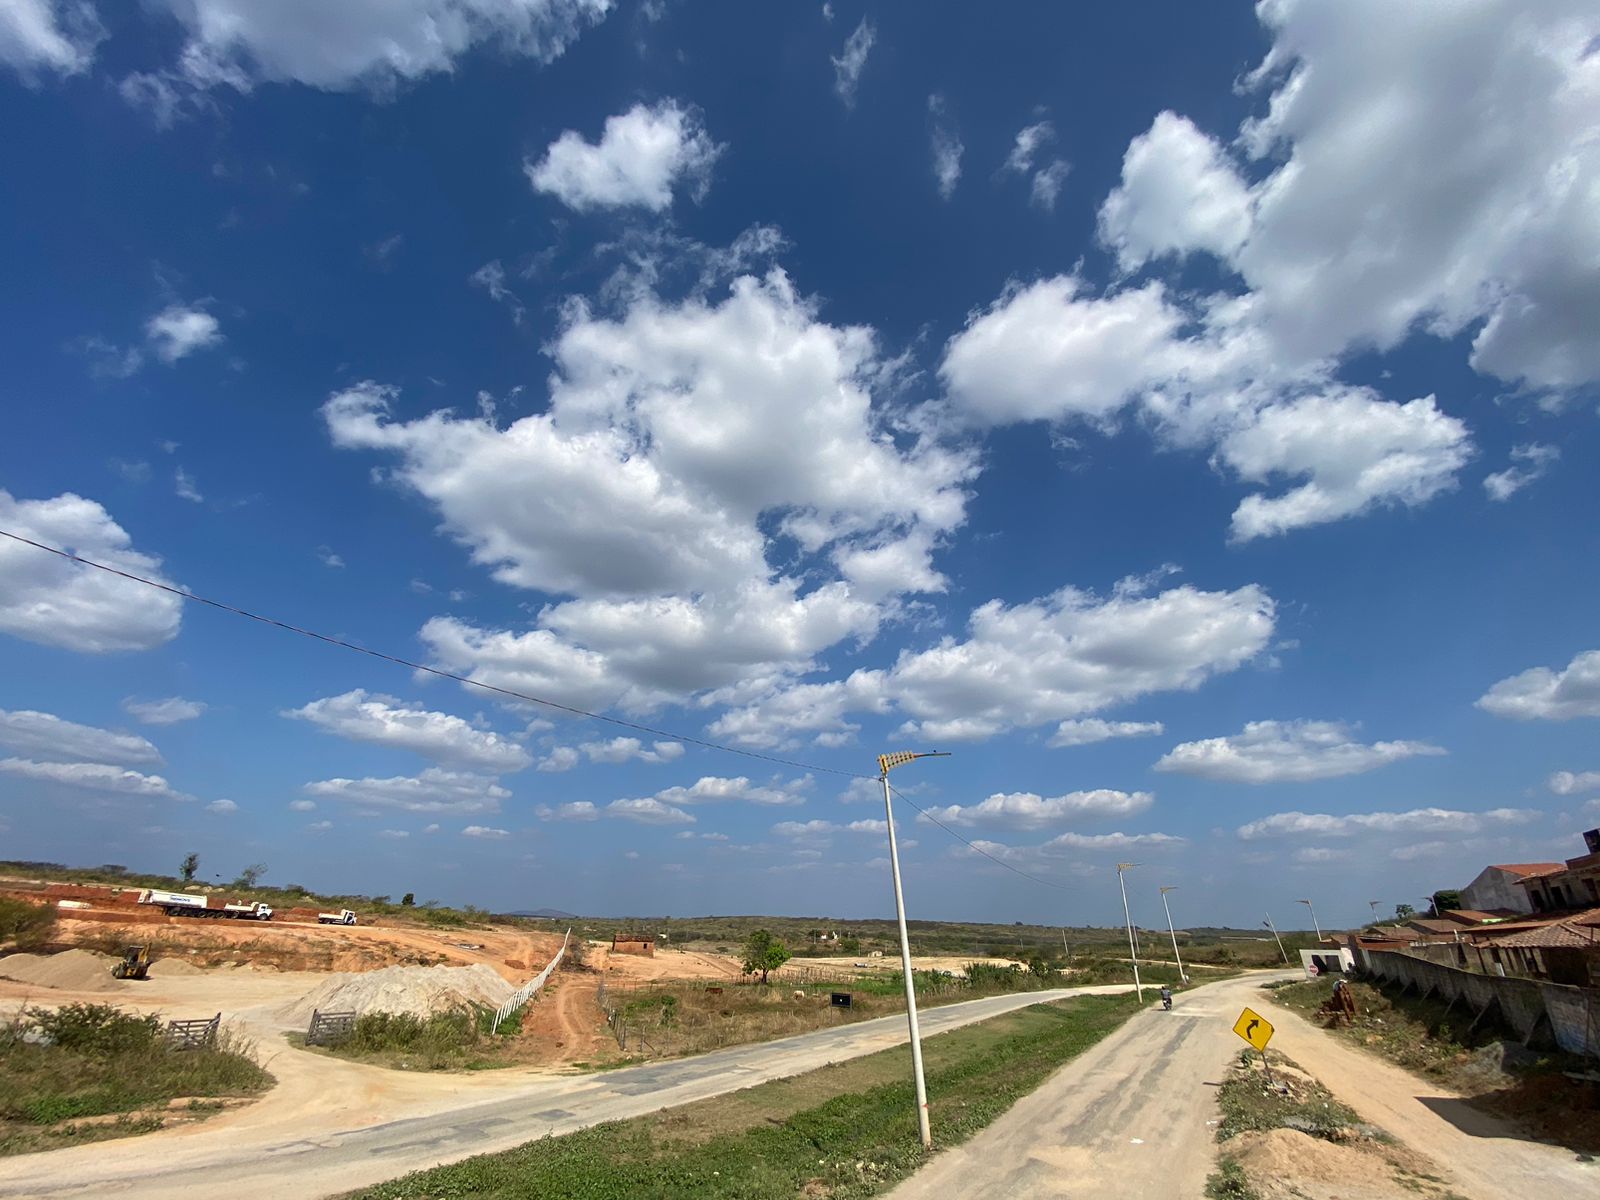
137 889 273 920
317 909 358 925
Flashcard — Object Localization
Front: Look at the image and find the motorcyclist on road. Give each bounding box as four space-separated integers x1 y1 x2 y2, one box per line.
1159 985 1173 1010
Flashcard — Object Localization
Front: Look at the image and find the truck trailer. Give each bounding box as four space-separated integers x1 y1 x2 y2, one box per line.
137 889 274 920
317 909 358 925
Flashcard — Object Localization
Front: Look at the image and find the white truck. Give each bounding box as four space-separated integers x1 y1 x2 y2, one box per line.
317 909 358 925
138 889 274 920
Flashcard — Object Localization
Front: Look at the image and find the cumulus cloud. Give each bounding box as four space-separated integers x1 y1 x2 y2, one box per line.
535 800 599 821
205 798 238 814
1048 718 1164 748
1549 771 1600 796
289 799 316 811
527 100 721 212
0 0 103 77
831 18 873 107
326 268 974 705
129 0 610 95
0 757 189 800
303 767 509 814
537 746 582 773
712 576 1273 748
378 828 409 839
462 824 510 839
145 305 222 363
1155 720 1445 784
285 689 532 772
469 260 525 324
1237 806 1533 840
1477 650 1600 721
1484 443 1560 502
772 818 838 840
0 489 184 653
577 736 685 765
605 797 694 825
122 696 206 725
920 789 1153 830
651 775 809 807
966 830 1184 865
0 708 162 765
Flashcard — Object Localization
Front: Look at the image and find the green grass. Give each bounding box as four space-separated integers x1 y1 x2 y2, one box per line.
0 1003 274 1156
1213 1050 1365 1143
299 1004 526 1071
1204 1155 1259 1200
345 992 1136 1199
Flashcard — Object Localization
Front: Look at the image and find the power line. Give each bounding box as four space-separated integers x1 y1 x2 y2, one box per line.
0 529 875 781
888 781 1074 892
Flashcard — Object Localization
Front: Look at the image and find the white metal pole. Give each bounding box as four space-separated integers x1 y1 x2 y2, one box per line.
1299 899 1323 943
1161 887 1187 984
1117 865 1144 1005
883 771 932 1150
1265 913 1290 964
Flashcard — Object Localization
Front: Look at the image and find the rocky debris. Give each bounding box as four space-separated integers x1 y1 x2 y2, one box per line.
276 963 514 1023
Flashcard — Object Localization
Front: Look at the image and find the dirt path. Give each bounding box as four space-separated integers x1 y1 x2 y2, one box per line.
1260 994 1596 1198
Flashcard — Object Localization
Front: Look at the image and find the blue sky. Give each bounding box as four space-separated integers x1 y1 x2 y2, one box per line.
2 1 1598 931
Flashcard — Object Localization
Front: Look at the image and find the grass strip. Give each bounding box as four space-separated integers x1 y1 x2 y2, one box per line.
347 992 1136 1200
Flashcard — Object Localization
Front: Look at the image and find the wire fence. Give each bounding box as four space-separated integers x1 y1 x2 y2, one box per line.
490 927 571 1034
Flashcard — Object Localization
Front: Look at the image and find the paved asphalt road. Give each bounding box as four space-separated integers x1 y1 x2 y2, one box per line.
0 984 1131 1200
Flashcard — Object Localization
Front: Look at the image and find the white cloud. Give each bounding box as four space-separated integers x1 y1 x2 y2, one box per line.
578 736 684 765
285 689 532 772
1484 443 1560 502
1477 650 1600 721
1550 771 1600 796
1048 718 1164 748
316 545 345 569
462 824 510 839
928 94 962 199
1029 160 1069 210
0 489 184 653
652 775 808 807
831 18 874 107
1098 112 1252 270
526 100 721 212
205 798 238 814
289 799 316 811
1100 3 1600 394
772 819 838 839
328 268 974 703
303 767 509 814
537 746 582 773
966 830 1184 864
1155 720 1445 784
378 828 409 839
146 305 222 363
0 708 162 765
469 259 525 323
921 789 1153 831
713 577 1273 748
307 820 333 832
535 800 599 821
1005 121 1054 175
0 757 189 800
0 0 102 77
122 696 206 725
174 468 204 503
138 0 610 93
606 797 694 825
1238 806 1533 840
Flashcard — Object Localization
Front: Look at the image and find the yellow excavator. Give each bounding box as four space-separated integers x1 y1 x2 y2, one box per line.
111 945 151 980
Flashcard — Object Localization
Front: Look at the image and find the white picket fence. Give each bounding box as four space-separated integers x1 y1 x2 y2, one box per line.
491 927 571 1034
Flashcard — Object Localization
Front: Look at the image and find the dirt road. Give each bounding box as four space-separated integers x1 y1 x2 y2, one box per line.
0 985 1130 1200
888 974 1595 1199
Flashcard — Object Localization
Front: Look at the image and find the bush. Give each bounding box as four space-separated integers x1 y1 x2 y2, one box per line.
28 1005 162 1054
0 897 57 951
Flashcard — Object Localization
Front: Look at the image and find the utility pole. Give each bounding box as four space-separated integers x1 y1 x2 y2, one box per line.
1263 913 1290 964
1368 900 1381 924
1296 898 1324 943
1160 885 1187 984
877 750 949 1152
1116 863 1144 1005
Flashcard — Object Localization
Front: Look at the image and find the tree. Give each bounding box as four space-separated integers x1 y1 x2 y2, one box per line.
741 929 791 984
0 896 57 950
401 893 415 907
234 863 268 889
1394 903 1416 920
1430 889 1462 916
179 853 199 883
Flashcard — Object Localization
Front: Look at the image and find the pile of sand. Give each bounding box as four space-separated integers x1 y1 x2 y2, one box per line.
0 948 118 991
1230 1129 1404 1200
276 963 514 1023
149 958 206 977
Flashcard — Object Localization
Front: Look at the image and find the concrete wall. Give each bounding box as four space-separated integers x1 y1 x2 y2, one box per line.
1460 867 1535 914
1354 946 1598 1058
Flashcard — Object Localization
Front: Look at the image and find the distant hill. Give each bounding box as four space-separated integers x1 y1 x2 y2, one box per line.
505 908 578 919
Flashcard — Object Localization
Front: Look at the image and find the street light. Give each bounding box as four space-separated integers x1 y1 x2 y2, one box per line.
877 750 949 1152
1263 913 1290 964
1159 885 1188 984
1296 898 1324 943
1368 900 1381 923
1115 863 1144 1005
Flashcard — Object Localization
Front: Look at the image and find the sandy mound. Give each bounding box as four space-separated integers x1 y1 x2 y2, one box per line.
0 948 118 991
276 963 514 1023
1231 1129 1407 1200
149 958 206 977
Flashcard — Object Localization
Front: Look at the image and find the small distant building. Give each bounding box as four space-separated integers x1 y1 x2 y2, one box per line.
1460 863 1564 914
1512 830 1600 913
611 933 654 957
1477 920 1600 986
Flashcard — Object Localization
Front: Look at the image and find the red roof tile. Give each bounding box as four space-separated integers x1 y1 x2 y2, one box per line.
1489 922 1600 950
1493 862 1565 877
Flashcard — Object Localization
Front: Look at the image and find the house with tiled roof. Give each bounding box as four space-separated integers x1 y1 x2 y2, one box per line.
1459 862 1564 914
1512 830 1600 914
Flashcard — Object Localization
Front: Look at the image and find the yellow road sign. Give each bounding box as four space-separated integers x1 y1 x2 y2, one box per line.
1233 1007 1274 1052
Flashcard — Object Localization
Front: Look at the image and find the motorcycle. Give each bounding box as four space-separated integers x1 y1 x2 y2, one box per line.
1160 991 1173 1011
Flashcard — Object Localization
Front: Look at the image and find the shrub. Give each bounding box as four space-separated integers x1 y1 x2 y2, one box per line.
0 897 57 951
28 1004 162 1054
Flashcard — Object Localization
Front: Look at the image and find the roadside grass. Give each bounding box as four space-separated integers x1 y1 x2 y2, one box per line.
1213 1049 1366 1142
294 1004 527 1071
0 1003 273 1156
1269 977 1600 1154
343 992 1136 1200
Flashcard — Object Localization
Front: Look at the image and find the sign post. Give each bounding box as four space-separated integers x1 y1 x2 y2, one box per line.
1232 1006 1277 1085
